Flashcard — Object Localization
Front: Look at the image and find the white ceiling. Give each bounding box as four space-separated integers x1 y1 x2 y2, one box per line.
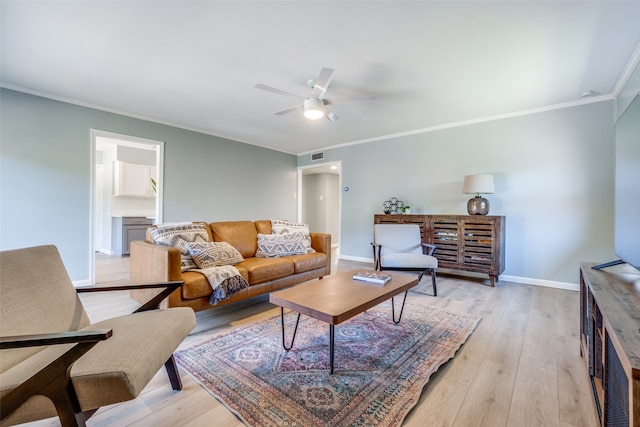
2 1 640 155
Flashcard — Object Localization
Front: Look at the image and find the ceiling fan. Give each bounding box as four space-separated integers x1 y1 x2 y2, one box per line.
255 67 374 121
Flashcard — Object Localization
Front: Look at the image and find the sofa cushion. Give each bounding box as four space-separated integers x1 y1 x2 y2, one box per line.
270 219 310 235
149 223 210 251
235 257 294 285
286 252 328 274
269 220 315 255
256 232 314 257
149 223 210 271
185 242 244 269
180 271 212 299
181 266 249 300
210 221 258 259
254 220 272 234
147 221 213 243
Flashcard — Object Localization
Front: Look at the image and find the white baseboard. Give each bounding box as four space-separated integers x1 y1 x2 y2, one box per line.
339 254 372 264
73 279 93 287
499 274 578 291
337 255 578 291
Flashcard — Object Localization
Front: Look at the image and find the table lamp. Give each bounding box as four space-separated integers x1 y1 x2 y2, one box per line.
463 174 494 215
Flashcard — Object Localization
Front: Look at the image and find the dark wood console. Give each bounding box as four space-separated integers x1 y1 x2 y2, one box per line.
579 262 640 426
374 214 505 286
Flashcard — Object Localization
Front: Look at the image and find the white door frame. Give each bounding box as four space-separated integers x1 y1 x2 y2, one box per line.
89 129 164 285
94 164 104 252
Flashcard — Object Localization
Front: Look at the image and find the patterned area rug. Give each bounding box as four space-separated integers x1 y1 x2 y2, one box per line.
175 303 481 426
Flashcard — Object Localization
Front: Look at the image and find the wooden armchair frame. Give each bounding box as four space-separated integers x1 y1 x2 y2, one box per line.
1 281 184 427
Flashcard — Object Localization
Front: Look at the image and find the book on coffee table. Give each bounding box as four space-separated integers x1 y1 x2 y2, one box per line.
353 271 392 285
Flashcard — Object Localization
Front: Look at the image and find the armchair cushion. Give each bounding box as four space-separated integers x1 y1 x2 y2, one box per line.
0 247 91 372
375 224 425 256
381 253 438 269
70 308 195 410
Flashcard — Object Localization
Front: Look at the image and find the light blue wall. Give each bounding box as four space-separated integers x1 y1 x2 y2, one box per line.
0 87 617 285
0 89 297 281
298 101 615 284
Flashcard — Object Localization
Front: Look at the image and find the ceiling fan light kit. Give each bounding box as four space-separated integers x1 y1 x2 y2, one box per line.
255 67 374 121
303 98 325 119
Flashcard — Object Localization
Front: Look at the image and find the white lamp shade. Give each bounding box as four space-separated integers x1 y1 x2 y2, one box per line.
463 174 494 194
303 98 325 120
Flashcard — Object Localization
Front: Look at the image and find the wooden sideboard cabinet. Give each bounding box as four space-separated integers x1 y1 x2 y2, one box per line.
374 214 505 286
579 262 640 426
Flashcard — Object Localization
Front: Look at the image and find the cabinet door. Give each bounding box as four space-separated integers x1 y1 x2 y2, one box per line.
461 219 496 270
430 218 461 266
114 161 152 197
123 226 149 255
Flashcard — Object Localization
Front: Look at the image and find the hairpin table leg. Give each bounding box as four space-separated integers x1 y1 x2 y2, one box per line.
280 307 301 350
329 324 335 374
391 290 409 324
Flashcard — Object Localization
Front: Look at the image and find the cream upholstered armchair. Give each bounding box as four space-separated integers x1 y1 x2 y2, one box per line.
0 245 196 427
372 224 438 296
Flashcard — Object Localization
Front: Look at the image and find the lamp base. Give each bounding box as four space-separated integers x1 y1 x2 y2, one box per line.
467 196 490 215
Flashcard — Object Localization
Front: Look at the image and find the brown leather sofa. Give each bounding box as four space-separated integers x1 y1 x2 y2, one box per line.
130 220 331 312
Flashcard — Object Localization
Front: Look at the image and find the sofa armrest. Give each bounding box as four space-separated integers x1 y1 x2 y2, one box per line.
310 232 331 254
310 233 332 275
130 241 183 307
130 241 183 283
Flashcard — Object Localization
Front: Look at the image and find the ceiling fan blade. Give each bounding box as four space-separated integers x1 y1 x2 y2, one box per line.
326 111 339 121
324 95 375 105
274 104 304 115
311 68 334 97
255 84 305 100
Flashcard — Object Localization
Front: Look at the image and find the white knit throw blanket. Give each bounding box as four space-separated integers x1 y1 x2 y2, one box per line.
189 265 249 305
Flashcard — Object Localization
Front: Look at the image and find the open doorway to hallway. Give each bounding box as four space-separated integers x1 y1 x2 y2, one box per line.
297 162 341 255
91 130 164 284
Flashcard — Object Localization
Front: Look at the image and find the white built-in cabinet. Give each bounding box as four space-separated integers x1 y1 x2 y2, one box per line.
114 161 156 197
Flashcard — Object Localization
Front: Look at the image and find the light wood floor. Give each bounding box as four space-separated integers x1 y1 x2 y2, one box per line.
24 253 599 427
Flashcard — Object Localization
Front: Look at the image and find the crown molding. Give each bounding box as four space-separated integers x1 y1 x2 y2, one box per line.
612 41 640 98
299 95 614 156
0 83 298 156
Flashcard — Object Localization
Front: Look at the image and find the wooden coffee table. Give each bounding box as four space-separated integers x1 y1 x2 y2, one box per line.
269 270 419 373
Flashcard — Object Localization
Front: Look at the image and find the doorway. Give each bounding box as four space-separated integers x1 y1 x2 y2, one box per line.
297 161 341 255
90 129 164 285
